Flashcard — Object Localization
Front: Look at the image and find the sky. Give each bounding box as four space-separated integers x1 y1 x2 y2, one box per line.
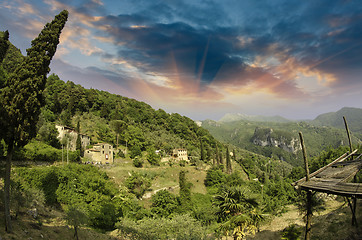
1 0 362 120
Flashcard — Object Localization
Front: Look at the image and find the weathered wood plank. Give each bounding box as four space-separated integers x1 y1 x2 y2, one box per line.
300 181 362 197
316 163 361 179
332 154 362 166
293 150 357 186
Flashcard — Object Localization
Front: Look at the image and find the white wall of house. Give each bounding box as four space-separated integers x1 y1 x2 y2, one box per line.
56 124 90 151
84 143 114 164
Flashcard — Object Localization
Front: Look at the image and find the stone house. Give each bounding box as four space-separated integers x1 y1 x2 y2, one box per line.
56 125 90 151
173 149 188 161
84 143 114 164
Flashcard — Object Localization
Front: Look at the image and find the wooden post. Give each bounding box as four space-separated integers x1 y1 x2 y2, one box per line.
299 132 310 181
353 196 358 227
299 132 312 240
343 116 353 158
343 116 358 227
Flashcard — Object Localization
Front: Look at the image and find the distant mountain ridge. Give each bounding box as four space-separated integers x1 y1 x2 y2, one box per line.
218 108 362 134
219 113 291 123
310 107 362 134
202 107 362 166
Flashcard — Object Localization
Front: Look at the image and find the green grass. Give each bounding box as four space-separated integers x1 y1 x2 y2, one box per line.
103 156 248 200
103 158 208 196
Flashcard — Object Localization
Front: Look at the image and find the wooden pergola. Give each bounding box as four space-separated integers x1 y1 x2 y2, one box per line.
295 150 362 198
293 117 361 240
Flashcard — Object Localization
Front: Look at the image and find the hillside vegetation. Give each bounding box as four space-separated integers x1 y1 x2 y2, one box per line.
202 118 361 166
310 107 362 134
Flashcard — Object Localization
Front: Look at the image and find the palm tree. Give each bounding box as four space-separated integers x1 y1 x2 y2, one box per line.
214 185 261 239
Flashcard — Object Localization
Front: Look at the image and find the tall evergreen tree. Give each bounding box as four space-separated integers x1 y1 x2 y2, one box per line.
215 145 220 165
76 120 83 157
200 138 205 161
226 147 232 174
179 170 192 211
219 147 223 165
0 30 9 63
0 10 68 232
206 146 211 163
0 31 10 93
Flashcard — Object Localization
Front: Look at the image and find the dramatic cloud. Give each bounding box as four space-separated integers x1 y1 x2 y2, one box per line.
1 0 362 120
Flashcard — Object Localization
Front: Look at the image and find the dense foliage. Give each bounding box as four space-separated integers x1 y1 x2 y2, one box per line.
34 73 223 163
14 164 121 230
0 11 68 232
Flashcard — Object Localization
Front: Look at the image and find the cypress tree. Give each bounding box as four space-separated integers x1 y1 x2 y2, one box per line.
0 10 68 232
226 147 232 174
215 144 220 165
0 31 10 90
206 146 211 163
219 148 223 165
200 138 205 161
0 30 9 63
76 120 83 157
179 170 192 210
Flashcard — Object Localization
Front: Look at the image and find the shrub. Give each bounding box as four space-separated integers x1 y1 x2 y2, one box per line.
129 145 142 159
204 167 225 187
133 157 144 168
281 224 301 240
147 148 160 166
125 172 151 199
116 214 209 240
14 164 120 230
151 190 179 217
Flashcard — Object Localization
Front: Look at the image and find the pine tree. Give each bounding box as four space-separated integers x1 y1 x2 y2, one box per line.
0 10 68 232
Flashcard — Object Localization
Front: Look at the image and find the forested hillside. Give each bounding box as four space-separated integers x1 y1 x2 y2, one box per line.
311 107 362 134
41 73 220 159
1 28 221 162
202 119 361 166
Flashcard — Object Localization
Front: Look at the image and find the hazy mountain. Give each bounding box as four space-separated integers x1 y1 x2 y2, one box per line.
311 107 362 134
219 113 291 123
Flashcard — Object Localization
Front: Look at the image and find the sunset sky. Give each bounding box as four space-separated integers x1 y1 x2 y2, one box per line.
1 0 362 120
